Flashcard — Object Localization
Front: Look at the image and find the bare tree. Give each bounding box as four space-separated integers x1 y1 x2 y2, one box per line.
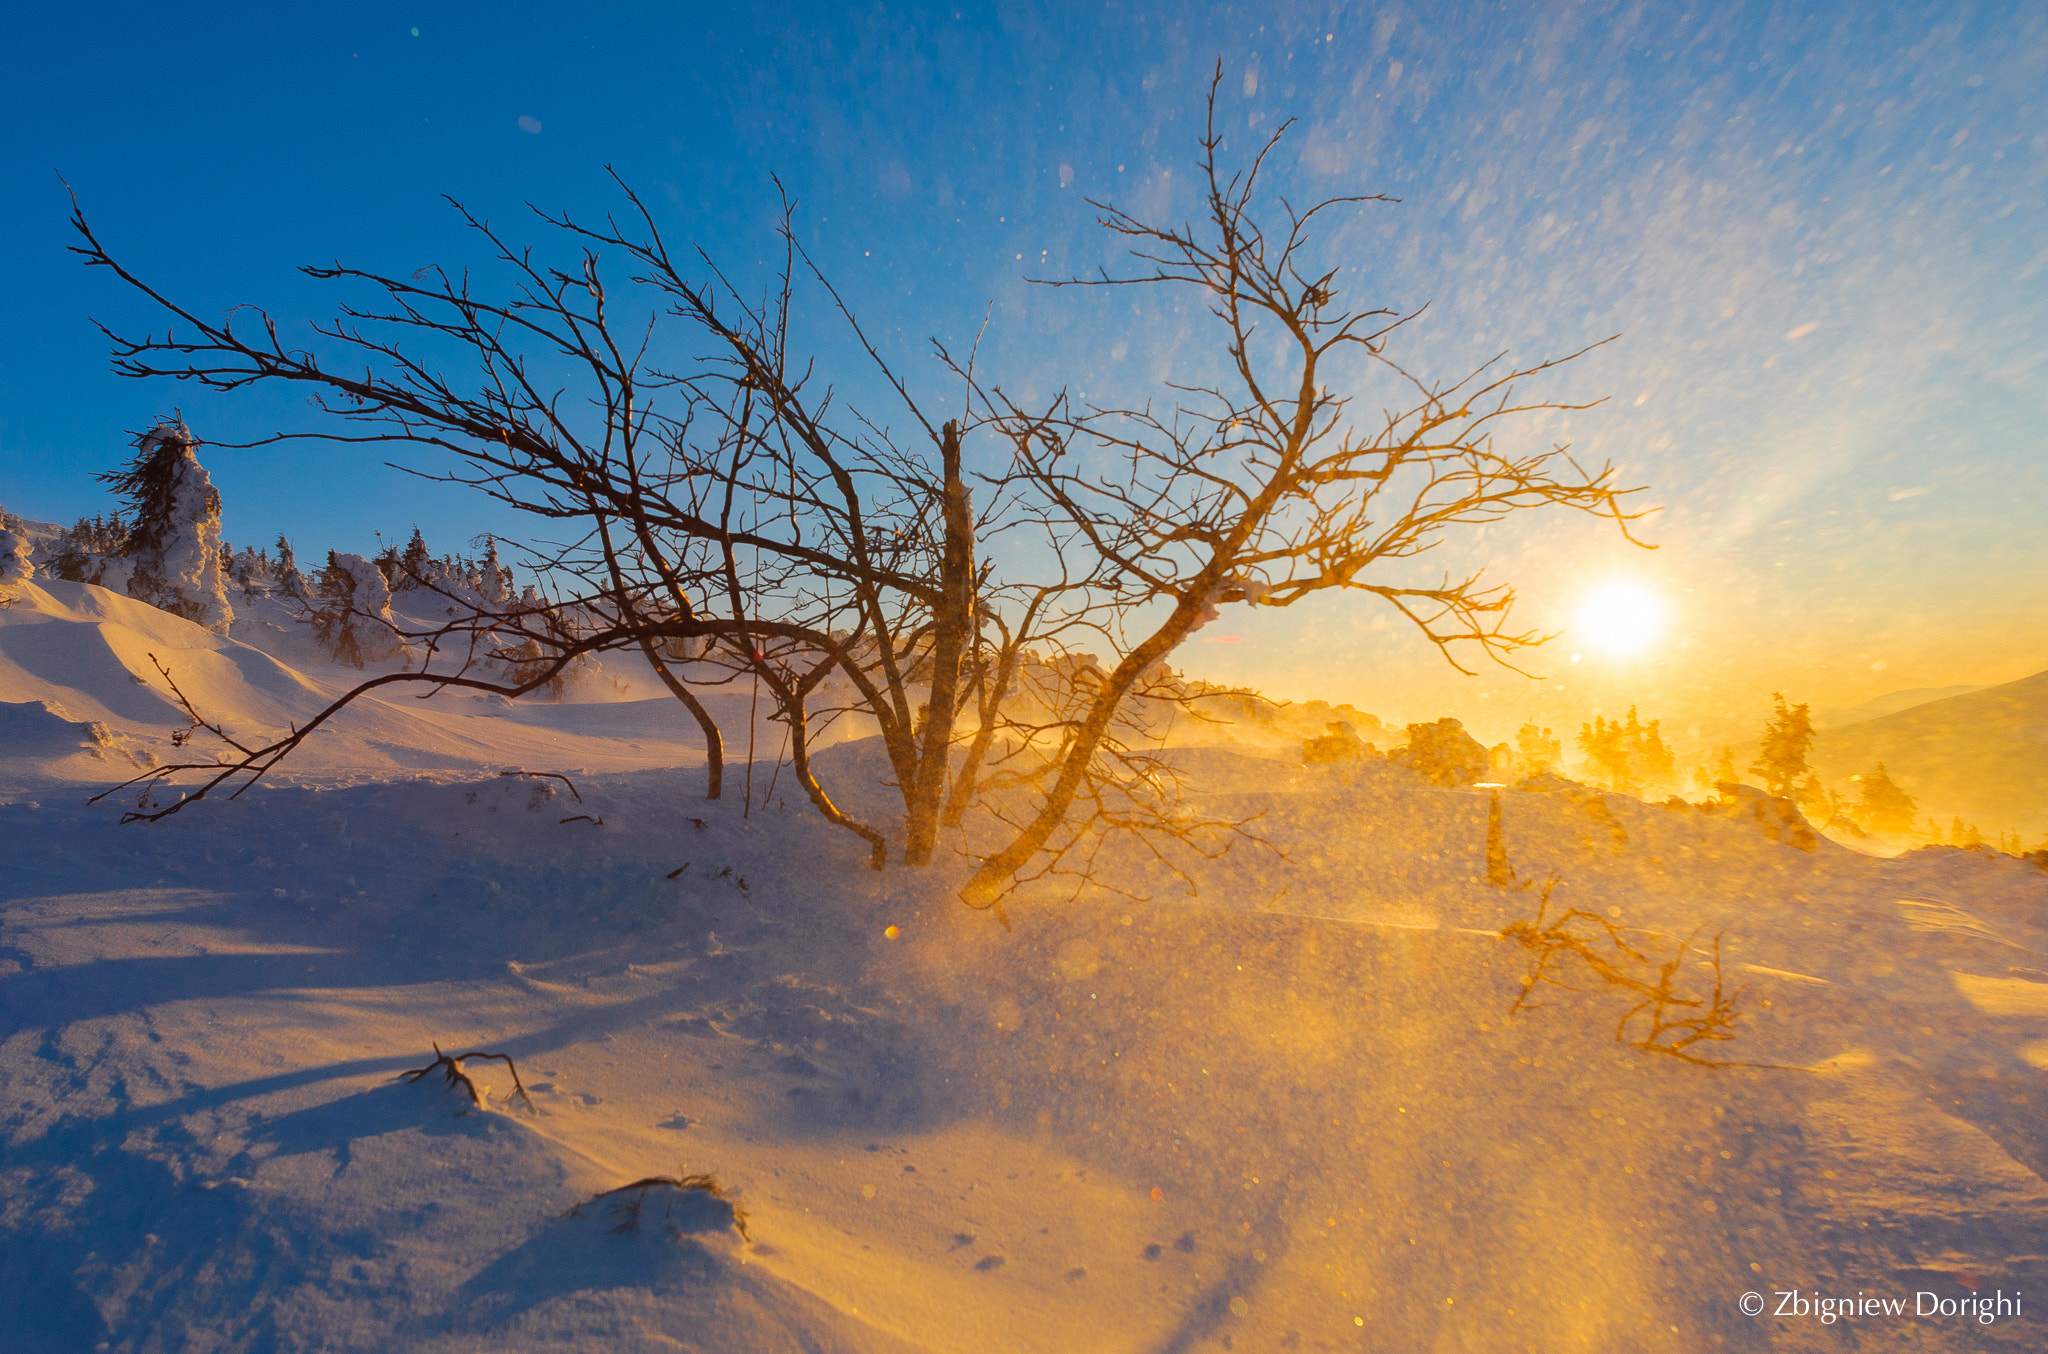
950 68 1651 909
71 68 1649 913
68 180 1056 869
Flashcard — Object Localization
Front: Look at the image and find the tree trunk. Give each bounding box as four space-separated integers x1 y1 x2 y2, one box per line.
957 599 1200 908
902 421 975 866
637 637 724 799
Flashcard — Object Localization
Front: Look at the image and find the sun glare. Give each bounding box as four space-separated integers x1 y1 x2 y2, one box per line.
1575 581 1664 657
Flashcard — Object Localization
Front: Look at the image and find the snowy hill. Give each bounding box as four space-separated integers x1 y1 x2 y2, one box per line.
3 577 2047 1350
1813 669 2048 839
1812 684 1989 731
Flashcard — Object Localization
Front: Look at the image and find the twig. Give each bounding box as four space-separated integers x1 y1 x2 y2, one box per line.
399 1042 536 1109
501 768 582 802
1499 881 1801 1070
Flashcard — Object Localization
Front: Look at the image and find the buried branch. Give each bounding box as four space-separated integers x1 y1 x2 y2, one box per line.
1499 878 1798 1069
399 1043 536 1110
565 1173 751 1242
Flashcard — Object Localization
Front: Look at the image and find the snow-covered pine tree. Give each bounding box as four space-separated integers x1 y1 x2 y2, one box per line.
46 513 131 585
1636 714 1675 791
228 545 270 595
1515 722 1560 775
396 527 432 590
0 521 33 602
275 534 307 599
98 416 234 633
1853 762 1916 833
1748 693 1813 798
1576 714 1634 792
310 551 403 666
479 537 512 605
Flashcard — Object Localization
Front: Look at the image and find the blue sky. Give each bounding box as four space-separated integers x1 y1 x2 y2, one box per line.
2 2 2042 737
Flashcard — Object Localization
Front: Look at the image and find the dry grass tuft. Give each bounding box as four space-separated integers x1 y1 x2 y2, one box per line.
1499 878 1795 1069
399 1043 537 1110
565 1173 750 1242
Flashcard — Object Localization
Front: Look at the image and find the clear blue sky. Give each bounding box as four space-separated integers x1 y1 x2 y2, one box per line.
3 2 2042 735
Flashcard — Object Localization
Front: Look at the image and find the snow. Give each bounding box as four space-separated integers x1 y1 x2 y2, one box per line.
3 580 2046 1350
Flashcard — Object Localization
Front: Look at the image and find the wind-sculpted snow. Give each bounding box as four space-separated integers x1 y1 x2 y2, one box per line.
1 593 2046 1350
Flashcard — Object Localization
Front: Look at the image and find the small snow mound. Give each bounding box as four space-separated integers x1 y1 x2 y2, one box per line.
0 699 114 756
563 1175 750 1244
1514 771 1591 795
1702 781 1818 851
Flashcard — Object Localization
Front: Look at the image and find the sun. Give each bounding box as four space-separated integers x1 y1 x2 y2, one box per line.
1575 581 1664 657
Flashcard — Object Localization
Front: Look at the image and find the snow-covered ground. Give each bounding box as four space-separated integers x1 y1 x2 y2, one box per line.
4 578 2046 1351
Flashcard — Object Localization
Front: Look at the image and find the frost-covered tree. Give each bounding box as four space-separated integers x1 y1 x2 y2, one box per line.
478 537 512 605
97 417 233 633
1515 722 1561 775
311 551 403 666
0 521 34 602
274 534 307 599
1852 763 1916 833
45 512 131 585
1574 707 1674 797
397 527 432 589
76 75 1655 905
1748 693 1812 798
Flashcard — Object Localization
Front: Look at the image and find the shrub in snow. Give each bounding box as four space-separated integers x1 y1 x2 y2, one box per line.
98 417 234 633
1391 717 1490 786
565 1174 749 1242
311 551 404 666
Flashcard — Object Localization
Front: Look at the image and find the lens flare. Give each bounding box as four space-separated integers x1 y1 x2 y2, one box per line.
1575 581 1664 656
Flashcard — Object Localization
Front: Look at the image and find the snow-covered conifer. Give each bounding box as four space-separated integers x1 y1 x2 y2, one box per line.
479 537 512 605
1852 763 1916 834
396 528 432 590
46 514 130 586
99 417 234 633
0 522 34 602
275 534 307 599
1748 693 1813 798
311 551 403 666
1515 722 1560 775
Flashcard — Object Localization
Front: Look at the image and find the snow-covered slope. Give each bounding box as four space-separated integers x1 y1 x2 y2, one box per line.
0 580 799 796
1813 668 2048 839
3 580 2047 1351
1813 685 1989 731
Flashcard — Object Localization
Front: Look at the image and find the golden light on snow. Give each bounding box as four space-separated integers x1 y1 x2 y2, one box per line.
1573 581 1664 657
